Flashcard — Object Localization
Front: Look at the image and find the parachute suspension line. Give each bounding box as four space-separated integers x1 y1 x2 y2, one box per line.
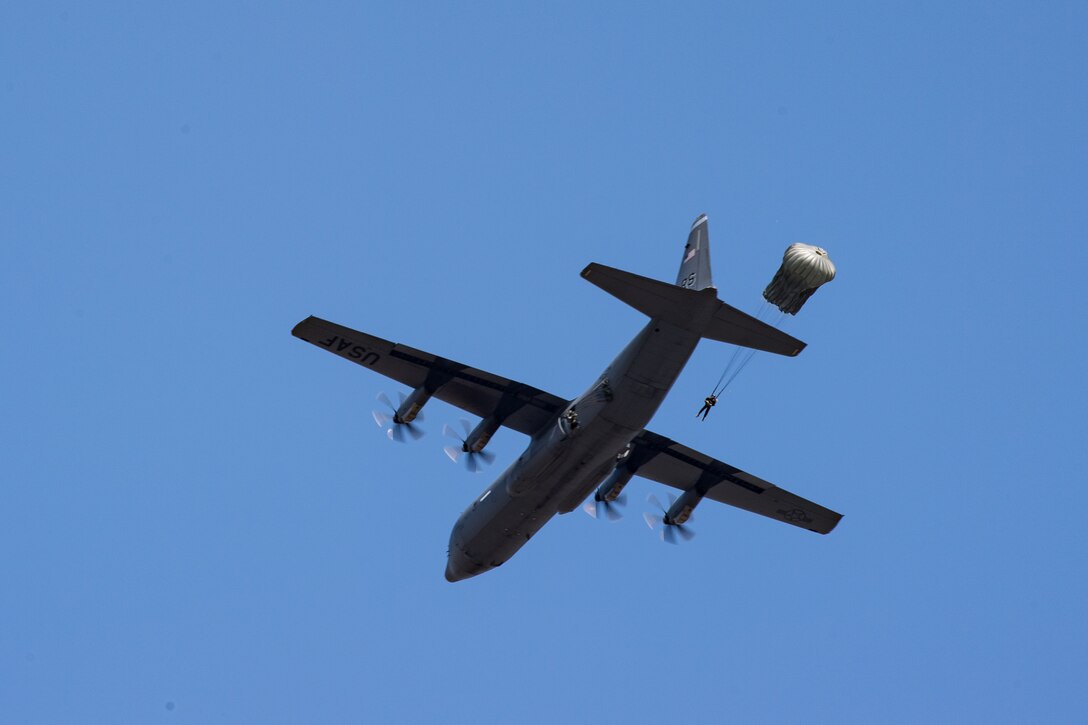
711 308 788 397
709 301 772 395
753 300 775 322
712 344 746 395
709 298 770 391
720 349 757 391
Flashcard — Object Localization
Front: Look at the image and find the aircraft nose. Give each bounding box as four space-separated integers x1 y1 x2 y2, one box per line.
444 548 479 583
444 559 464 583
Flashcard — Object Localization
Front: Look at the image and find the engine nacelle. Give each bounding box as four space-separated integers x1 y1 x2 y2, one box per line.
461 416 500 453
594 461 635 503
665 488 705 526
396 386 433 424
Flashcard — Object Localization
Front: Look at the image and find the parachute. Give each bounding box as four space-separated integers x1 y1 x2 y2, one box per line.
762 243 836 315
702 243 836 416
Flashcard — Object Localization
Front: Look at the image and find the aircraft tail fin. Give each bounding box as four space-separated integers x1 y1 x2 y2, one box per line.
580 263 805 357
676 214 713 291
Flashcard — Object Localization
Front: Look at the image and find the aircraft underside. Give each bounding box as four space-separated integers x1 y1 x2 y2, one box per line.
446 319 700 581
293 214 843 582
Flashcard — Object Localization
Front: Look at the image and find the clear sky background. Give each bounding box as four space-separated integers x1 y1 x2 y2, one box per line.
3 2 1086 723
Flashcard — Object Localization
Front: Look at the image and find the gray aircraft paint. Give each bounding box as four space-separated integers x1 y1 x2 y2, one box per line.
676 214 713 291
445 315 706 580
445 218 719 581
291 215 841 583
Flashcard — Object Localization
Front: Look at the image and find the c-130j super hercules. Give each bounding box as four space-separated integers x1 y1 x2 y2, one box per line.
292 215 842 581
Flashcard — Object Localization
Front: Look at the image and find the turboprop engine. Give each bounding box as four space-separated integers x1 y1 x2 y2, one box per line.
583 454 636 521
372 386 434 441
644 488 705 543
444 417 501 472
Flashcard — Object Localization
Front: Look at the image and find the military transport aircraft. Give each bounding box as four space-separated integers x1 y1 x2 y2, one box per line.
292 215 842 581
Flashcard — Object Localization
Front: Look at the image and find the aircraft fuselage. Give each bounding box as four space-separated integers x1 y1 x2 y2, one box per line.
444 316 703 581
293 215 835 582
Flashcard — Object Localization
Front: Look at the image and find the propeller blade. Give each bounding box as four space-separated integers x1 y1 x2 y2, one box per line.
386 422 421 442
443 419 494 472
644 492 695 543
646 493 665 513
584 493 625 522
374 391 425 441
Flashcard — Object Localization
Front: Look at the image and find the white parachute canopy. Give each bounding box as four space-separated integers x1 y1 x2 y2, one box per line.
763 243 836 315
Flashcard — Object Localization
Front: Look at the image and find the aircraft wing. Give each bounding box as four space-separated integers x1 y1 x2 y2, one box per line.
629 430 842 534
291 316 568 436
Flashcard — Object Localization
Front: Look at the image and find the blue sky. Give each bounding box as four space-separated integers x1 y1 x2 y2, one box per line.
2 2 1086 723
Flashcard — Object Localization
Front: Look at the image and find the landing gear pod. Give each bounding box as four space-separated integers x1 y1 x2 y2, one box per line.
763 243 836 315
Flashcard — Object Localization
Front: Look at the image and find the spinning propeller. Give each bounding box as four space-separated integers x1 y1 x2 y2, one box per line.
372 391 425 442
582 492 627 521
643 492 696 544
443 419 497 473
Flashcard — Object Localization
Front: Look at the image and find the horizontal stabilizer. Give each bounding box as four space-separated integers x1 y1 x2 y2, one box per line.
705 302 806 357
581 263 805 357
581 263 716 333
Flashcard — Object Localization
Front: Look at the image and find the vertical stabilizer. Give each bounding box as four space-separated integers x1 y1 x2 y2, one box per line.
676 214 714 291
